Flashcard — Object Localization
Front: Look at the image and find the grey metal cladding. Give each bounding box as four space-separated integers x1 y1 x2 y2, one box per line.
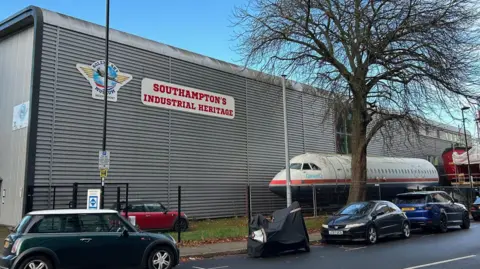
246 79 286 214
302 94 335 153
169 58 248 219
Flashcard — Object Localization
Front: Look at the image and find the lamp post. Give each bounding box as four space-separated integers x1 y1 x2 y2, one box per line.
282 75 292 207
100 0 110 209
461 106 473 204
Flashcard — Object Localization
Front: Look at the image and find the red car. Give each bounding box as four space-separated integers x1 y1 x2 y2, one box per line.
112 199 189 232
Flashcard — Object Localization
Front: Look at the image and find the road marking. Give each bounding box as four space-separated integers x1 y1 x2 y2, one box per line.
192 265 228 269
403 255 476 269
344 246 367 251
420 234 434 238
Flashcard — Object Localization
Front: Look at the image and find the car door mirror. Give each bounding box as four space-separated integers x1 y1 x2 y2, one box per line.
121 228 129 237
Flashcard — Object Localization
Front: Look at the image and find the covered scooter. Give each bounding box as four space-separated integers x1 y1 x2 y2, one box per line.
247 201 310 258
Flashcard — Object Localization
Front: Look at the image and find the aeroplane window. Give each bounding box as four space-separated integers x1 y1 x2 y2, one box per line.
302 163 311 170
310 163 321 170
290 163 302 169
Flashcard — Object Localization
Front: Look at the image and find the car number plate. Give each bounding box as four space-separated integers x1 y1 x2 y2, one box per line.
402 207 415 211
329 230 343 235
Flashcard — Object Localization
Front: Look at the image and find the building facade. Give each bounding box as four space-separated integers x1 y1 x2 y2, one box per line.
0 6 471 226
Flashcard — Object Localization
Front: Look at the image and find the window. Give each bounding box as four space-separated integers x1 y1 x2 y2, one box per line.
375 204 388 214
310 163 320 170
336 110 352 154
30 215 64 233
127 203 145 212
145 202 166 212
289 163 302 170
78 213 131 233
394 194 427 204
302 163 311 170
431 193 451 203
386 202 399 213
14 215 32 233
337 202 375 215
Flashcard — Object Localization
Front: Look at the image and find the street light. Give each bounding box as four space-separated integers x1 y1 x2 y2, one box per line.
461 106 473 202
282 75 292 207
100 0 110 209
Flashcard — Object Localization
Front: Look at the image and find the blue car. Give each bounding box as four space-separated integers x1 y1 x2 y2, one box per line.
393 191 470 232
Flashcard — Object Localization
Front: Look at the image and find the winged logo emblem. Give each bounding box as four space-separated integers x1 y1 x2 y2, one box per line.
76 60 133 102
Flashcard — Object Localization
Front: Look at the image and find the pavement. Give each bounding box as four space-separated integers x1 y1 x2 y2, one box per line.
177 222 480 269
180 232 322 258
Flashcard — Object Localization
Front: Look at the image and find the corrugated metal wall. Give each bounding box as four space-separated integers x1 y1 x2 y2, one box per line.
0 26 34 226
32 23 456 219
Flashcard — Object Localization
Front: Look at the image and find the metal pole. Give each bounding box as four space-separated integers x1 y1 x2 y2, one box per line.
100 0 110 209
462 108 474 206
178 186 181 243
282 75 292 207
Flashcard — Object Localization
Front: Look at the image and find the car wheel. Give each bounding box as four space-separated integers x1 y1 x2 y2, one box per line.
18 255 53 269
401 222 411 239
438 214 448 233
173 218 188 232
366 225 377 244
461 212 471 229
148 246 174 269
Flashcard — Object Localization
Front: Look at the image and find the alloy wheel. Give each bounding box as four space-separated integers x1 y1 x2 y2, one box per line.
439 215 448 233
368 227 377 244
152 250 171 269
403 223 410 238
176 219 187 231
24 260 48 269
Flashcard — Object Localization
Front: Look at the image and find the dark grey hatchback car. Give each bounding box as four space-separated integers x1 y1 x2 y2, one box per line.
1 209 179 269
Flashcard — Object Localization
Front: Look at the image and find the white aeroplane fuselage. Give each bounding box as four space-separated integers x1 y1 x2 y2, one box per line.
269 153 440 205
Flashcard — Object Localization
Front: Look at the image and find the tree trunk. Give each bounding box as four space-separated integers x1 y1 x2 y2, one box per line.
347 91 368 204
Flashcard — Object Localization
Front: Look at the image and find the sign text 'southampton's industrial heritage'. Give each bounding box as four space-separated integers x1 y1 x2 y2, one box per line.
141 77 235 119
76 60 133 102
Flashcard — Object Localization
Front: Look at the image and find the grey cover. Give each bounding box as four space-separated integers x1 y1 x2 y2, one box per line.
247 201 310 257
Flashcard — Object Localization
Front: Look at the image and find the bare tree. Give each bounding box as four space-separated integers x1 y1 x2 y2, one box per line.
232 0 480 203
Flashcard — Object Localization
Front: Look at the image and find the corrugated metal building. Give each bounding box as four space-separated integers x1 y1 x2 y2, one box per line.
0 6 467 226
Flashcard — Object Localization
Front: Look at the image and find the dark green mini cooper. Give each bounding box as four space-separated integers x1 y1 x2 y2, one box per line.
1 209 179 269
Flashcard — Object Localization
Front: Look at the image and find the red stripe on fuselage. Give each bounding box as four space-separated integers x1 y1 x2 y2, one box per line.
269 178 438 185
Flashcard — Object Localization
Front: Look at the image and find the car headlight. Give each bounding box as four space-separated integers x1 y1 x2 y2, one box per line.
345 223 365 229
322 224 328 229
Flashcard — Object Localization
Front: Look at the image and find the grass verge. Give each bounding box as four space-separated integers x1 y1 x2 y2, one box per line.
169 215 327 247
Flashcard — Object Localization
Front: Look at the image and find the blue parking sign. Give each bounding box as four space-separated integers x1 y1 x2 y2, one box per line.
87 189 101 210
89 196 98 209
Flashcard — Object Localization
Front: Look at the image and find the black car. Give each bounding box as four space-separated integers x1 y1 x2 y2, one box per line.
321 200 411 244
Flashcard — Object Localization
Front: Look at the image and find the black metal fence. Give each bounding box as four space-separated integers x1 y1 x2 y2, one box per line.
25 182 130 213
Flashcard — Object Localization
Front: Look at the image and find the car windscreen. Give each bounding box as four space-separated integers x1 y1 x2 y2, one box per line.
337 202 375 215
394 195 427 204
14 215 32 234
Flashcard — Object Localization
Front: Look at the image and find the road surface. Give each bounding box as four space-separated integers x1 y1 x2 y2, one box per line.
178 223 480 269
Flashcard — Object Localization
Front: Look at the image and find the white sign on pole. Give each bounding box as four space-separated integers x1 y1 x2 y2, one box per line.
87 189 101 210
98 151 110 170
